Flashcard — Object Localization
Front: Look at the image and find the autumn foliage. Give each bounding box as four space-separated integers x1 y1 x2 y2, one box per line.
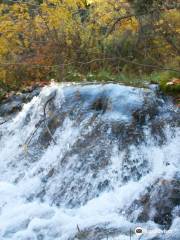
0 0 179 91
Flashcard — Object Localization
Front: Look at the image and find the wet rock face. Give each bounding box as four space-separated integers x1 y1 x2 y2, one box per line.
46 121 113 207
152 179 180 227
32 85 178 208
0 83 179 240
0 88 41 117
127 178 180 228
91 96 109 113
1 84 179 209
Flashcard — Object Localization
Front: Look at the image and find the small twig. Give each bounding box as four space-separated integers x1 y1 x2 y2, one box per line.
0 118 12 126
23 91 57 148
0 120 9 125
77 224 81 233
24 119 45 146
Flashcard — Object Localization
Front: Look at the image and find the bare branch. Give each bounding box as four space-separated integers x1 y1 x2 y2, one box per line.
0 118 11 125
106 3 180 36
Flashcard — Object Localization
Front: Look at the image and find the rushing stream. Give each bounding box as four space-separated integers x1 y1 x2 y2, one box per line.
0 83 179 240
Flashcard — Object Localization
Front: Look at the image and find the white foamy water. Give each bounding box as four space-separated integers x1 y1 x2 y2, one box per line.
0 83 179 240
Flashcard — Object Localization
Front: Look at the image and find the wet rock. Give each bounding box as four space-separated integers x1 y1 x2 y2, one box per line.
37 234 44 240
0 88 41 117
27 85 179 208
74 225 122 240
127 178 180 228
41 168 55 183
38 114 64 147
97 179 109 191
91 96 109 113
36 189 46 200
132 102 158 125
150 120 166 144
0 95 23 116
0 83 180 240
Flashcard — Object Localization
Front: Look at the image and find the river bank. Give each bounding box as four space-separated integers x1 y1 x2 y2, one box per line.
0 71 179 111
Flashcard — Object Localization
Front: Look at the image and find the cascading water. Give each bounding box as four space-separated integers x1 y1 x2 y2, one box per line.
0 83 179 240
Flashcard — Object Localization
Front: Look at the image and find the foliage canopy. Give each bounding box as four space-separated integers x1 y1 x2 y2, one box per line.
0 0 179 91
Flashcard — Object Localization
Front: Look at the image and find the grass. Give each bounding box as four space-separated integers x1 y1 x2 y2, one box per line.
64 69 149 87
64 69 180 96
0 69 179 103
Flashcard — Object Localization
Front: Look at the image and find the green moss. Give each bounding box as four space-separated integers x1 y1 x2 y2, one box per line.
0 89 6 102
147 71 180 95
160 80 180 94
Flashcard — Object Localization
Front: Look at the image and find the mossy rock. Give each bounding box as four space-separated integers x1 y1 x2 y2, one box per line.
148 71 179 95
160 78 180 95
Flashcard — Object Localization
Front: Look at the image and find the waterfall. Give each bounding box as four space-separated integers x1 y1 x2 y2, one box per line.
0 83 179 240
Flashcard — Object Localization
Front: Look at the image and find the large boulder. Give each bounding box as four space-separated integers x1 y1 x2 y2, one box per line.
126 178 180 228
